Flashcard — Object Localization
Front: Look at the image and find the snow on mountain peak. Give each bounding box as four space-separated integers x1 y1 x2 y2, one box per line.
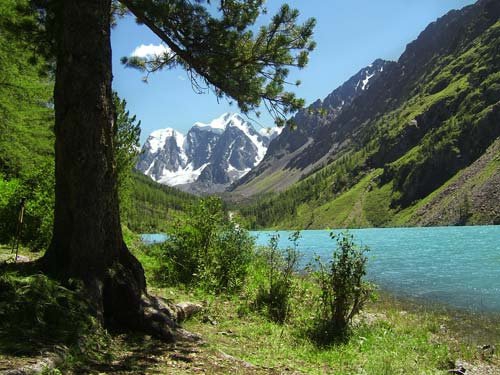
194 112 231 132
361 71 375 90
149 127 177 140
137 113 277 192
147 127 185 153
193 112 253 134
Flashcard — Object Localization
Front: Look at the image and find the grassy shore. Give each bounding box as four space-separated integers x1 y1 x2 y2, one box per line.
1 242 499 374
142 287 498 374
133 238 500 374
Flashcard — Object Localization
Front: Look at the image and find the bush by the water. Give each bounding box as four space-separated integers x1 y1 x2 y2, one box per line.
254 232 300 323
311 232 374 342
152 197 254 293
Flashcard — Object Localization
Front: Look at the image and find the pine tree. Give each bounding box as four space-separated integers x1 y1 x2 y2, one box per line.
34 0 315 339
113 92 141 217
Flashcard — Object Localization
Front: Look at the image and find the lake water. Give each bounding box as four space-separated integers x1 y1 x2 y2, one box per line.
142 226 500 312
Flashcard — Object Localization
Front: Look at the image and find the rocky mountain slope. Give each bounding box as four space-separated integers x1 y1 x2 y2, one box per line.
236 0 500 228
136 113 279 194
231 59 390 196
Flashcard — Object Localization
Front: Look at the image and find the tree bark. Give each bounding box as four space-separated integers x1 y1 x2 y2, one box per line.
41 0 175 338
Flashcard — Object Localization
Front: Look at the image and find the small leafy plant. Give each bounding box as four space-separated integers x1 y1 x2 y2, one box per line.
255 231 301 323
312 232 373 342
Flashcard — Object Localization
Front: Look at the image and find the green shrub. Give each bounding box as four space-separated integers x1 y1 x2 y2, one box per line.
0 272 101 355
153 197 254 293
312 232 373 342
0 162 54 251
255 231 300 323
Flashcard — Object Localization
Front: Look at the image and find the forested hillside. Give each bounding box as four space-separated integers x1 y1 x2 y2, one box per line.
0 0 55 249
125 172 197 232
237 0 499 229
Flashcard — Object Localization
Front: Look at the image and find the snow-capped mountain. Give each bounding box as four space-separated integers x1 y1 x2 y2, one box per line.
136 113 280 193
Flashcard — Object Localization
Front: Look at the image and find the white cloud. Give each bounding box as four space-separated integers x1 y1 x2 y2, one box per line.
131 43 170 59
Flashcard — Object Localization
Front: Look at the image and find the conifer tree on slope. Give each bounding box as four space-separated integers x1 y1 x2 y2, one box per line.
39 0 315 339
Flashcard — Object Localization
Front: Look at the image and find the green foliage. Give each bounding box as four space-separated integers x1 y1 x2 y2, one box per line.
311 233 373 342
152 196 254 293
254 231 300 323
0 162 55 250
125 171 197 233
40 369 62 375
113 92 141 218
0 0 56 250
120 0 315 126
119 235 494 374
0 83 146 250
0 0 54 179
0 272 101 355
239 150 366 229
0 270 115 370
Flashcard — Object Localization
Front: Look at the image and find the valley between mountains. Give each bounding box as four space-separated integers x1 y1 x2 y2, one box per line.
1 0 500 374
137 0 499 229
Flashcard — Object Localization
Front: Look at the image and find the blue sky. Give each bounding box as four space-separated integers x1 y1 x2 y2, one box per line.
111 0 476 143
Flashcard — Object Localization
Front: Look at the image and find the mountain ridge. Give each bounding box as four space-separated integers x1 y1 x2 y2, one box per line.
136 113 280 194
230 58 391 196
235 0 499 228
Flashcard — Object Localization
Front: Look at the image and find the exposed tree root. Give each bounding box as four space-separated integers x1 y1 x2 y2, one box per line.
141 294 203 341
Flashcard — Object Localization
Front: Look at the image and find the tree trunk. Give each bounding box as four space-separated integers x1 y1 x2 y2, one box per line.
41 0 177 339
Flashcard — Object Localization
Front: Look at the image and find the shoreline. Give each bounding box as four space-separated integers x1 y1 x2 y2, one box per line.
255 223 500 231
372 290 500 346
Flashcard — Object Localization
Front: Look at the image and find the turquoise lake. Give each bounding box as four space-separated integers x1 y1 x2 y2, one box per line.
142 225 500 312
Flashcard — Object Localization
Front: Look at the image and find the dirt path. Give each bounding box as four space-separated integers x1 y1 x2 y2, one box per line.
71 333 295 375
